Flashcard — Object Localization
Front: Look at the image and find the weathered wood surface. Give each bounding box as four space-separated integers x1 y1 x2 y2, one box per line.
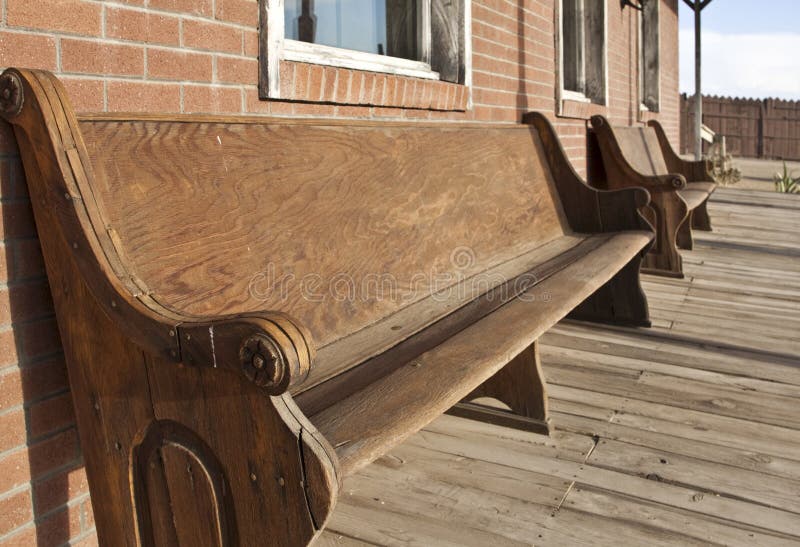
3 68 656 546
590 116 717 277
320 188 800 546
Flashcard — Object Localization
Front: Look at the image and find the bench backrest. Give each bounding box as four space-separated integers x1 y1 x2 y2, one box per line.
605 125 669 176
78 117 569 349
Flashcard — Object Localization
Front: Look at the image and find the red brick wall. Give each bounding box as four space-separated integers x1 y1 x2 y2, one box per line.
0 1 679 544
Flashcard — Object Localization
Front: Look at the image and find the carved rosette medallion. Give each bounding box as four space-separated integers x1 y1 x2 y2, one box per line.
0 71 23 119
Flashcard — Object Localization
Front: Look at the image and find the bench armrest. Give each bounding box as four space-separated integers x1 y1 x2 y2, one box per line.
522 112 653 235
609 174 686 193
647 119 713 183
178 313 315 395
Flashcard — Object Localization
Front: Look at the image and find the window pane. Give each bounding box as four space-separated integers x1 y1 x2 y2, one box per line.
285 0 417 60
562 0 583 93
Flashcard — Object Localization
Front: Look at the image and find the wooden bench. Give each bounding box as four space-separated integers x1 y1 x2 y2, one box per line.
590 115 716 278
1 68 654 546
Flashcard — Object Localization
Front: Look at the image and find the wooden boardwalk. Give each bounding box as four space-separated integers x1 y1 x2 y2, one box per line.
317 188 800 546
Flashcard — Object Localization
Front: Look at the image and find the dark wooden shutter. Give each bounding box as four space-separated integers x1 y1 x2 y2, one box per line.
642 0 660 111
584 0 605 103
386 0 418 60
562 0 584 93
430 0 464 83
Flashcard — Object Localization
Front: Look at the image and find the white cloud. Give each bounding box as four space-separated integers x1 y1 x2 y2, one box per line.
680 29 800 99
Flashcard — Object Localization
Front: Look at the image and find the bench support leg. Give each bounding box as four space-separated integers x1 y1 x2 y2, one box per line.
568 253 651 328
677 213 694 250
640 195 688 278
691 198 713 231
448 341 551 435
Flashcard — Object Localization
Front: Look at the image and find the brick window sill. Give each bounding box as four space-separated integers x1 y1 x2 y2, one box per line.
638 106 661 123
272 61 468 111
557 98 607 120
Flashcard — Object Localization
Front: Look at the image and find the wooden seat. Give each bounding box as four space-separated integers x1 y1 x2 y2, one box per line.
307 230 649 475
1 68 654 546
590 115 717 278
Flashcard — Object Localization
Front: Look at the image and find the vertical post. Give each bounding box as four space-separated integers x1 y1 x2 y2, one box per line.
694 2 702 160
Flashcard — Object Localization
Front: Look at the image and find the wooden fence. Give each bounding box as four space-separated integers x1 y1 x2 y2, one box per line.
680 94 800 160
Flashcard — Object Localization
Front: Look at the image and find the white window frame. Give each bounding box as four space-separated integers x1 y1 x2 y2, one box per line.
556 0 608 110
262 0 472 99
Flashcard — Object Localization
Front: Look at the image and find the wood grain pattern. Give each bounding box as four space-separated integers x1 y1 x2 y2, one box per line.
78 118 567 356
2 67 655 546
313 231 650 476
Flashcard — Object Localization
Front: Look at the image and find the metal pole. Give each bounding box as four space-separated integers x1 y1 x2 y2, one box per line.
694 2 702 160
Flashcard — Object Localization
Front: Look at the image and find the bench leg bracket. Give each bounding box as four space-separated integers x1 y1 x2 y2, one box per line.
448 341 551 435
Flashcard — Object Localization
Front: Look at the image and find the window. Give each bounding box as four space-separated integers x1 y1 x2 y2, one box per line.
640 0 660 111
259 0 471 100
559 0 606 105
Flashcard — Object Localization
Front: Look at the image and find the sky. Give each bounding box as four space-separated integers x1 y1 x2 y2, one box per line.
679 0 800 100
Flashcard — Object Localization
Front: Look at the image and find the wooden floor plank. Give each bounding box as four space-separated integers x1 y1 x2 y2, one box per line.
562 485 800 547
551 409 800 481
549 384 800 459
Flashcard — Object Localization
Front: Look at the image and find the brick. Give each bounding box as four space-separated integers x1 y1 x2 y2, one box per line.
2 526 37 547
0 489 32 536
375 75 389 105
373 106 405 118
0 407 26 452
0 366 23 410
243 87 271 114
292 102 335 117
306 64 324 102
0 449 31 497
106 81 181 113
72 531 99 547
31 505 83 546
183 19 242 55
148 0 212 17
6 0 101 36
27 428 80 479
105 6 180 47
215 0 258 26
19 357 69 402
292 62 310 99
403 108 430 119
243 30 259 57
0 242 10 283
13 239 46 281
183 85 241 113
335 105 370 118
0 282 55 326
334 71 352 104
216 56 257 85
61 39 144 77
33 465 88 515
278 61 295 98
0 31 57 71
83 498 94 528
321 67 337 103
0 329 20 367
27 391 75 440
147 48 212 82
59 78 105 113
20 317 62 361
0 201 37 241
